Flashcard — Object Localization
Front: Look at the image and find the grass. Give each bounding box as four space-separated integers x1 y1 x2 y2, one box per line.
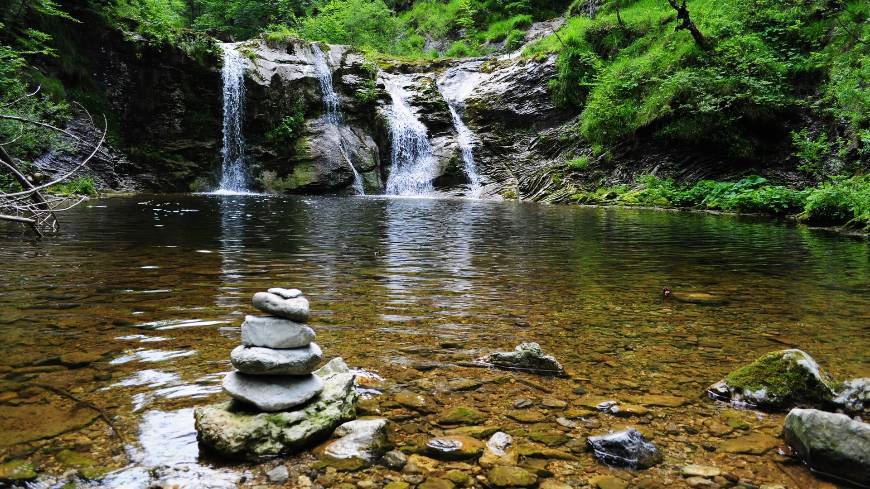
48 176 98 196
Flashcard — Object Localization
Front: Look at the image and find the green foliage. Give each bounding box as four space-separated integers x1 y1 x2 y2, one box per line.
48 176 98 196
801 175 870 229
566 155 590 171
295 0 401 53
193 0 301 40
791 128 830 176
550 40 600 108
262 23 296 44
266 105 306 143
112 0 188 42
354 61 380 103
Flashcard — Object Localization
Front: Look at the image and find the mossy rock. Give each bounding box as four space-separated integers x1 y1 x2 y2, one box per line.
57 450 108 480
0 460 36 482
708 349 836 410
437 406 487 425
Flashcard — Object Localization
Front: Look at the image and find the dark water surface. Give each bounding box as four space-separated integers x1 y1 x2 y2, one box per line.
0 195 867 487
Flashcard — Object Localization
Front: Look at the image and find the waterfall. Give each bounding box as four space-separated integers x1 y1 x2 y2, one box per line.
384 75 438 196
310 44 364 195
438 65 485 197
216 44 248 194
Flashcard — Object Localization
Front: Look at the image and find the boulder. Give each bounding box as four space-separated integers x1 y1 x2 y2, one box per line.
708 349 836 410
479 342 565 376
241 315 315 349
479 431 517 467
587 429 662 469
425 435 484 460
195 358 356 460
782 408 870 487
222 371 324 411
252 291 310 321
230 343 323 375
320 418 392 471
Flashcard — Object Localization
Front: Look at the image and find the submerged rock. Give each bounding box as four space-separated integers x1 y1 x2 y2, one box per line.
241 315 315 349
320 418 392 471
0 460 36 482
487 466 538 488
230 343 323 375
222 371 324 411
195 358 356 460
708 349 836 410
425 435 484 460
782 408 870 486
479 342 565 376
587 429 662 469
252 291 310 322
717 432 779 454
479 431 517 467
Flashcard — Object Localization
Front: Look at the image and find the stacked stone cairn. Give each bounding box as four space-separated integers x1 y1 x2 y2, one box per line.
223 288 324 411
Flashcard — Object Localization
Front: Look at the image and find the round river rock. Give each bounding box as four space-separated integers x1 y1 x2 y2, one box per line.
241 315 315 349
222 371 324 411
252 292 310 322
231 343 323 375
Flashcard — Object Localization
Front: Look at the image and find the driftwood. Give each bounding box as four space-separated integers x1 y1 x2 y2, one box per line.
0 87 107 237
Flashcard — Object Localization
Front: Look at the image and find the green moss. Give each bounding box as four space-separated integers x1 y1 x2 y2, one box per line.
723 349 835 407
0 460 36 482
57 450 108 480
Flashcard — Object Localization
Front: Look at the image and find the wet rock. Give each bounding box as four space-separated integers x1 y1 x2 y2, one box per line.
479 342 565 376
516 444 576 460
266 465 289 483
419 477 455 489
444 425 501 439
385 482 411 489
669 291 727 305
708 349 836 410
394 390 436 413
58 351 102 368
403 454 440 474
479 432 518 468
0 460 36 482
241 315 315 349
832 378 869 413
425 435 484 460
685 476 717 488
230 343 323 375
222 371 324 411
446 378 482 391
444 470 472 487
629 394 688 408
195 358 356 460
0 402 99 447
382 449 408 470
321 418 391 471
718 432 779 455
438 406 487 425
782 408 870 486
505 409 546 423
513 397 534 409
57 449 108 480
587 429 662 469
539 481 572 489
252 291 310 322
487 466 537 488
528 426 569 446
541 398 567 409
590 475 627 489
681 465 721 478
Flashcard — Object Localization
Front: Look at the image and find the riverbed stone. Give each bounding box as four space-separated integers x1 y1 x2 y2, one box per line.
479 431 517 467
681 465 721 478
487 466 537 488
266 465 289 483
438 406 487 425
590 476 627 489
0 460 36 482
394 390 436 413
382 449 408 470
419 477 455 489
832 377 869 413
587 428 662 469
241 315 315 349
782 408 870 486
196 358 356 460
320 418 391 471
718 432 779 454
425 435 484 460
479 342 565 376
252 291 310 322
230 343 322 375
708 349 836 410
223 371 323 411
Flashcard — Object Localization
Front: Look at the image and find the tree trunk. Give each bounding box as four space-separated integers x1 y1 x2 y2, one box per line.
667 0 708 49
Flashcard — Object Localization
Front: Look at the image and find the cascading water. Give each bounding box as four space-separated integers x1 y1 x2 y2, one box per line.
384 75 439 196
437 64 486 197
310 44 364 195
216 44 249 193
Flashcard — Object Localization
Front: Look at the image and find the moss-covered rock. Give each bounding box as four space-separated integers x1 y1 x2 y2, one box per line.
57 450 109 480
708 349 837 410
487 466 538 488
0 460 36 482
437 406 487 425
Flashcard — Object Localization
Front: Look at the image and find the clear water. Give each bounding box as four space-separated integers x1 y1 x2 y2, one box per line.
310 44 364 195
384 75 439 196
0 195 867 487
216 44 248 193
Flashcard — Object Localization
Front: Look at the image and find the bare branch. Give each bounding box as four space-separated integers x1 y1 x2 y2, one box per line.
667 0 708 49
1 85 41 109
0 214 36 224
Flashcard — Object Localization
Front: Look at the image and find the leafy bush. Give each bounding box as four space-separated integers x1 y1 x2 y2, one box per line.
566 155 590 171
266 106 306 143
550 41 601 109
791 128 830 176
296 0 401 53
49 176 98 196
262 23 297 45
801 175 870 229
112 0 188 43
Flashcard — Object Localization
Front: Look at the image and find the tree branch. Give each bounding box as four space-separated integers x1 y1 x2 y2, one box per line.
667 0 708 49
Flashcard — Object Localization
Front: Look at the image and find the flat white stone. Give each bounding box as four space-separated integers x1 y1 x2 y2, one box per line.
241 315 315 349
253 292 309 322
231 343 322 375
268 288 303 299
222 371 323 411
